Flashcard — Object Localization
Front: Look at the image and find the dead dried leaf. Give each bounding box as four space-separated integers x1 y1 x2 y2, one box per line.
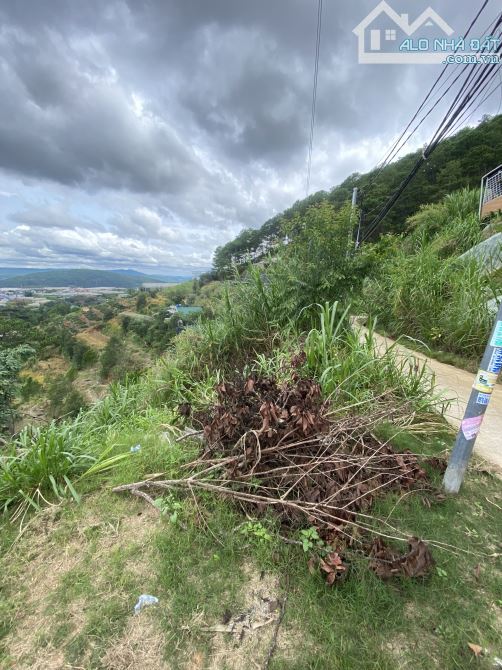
467 643 483 657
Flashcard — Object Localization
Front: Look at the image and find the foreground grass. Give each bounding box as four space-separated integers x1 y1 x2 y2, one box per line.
1 425 501 670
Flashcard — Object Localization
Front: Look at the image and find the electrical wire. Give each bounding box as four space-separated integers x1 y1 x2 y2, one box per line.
361 62 501 242
305 0 323 197
360 0 493 198
496 66 502 115
446 75 501 136
360 12 502 242
444 54 502 136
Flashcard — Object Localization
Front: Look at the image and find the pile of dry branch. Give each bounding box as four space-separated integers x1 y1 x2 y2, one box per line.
114 374 440 580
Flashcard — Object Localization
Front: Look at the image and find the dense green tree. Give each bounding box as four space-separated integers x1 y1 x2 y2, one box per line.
100 334 122 379
121 315 131 333
0 345 35 432
20 376 42 402
47 375 87 419
102 306 115 321
136 292 147 312
274 202 357 313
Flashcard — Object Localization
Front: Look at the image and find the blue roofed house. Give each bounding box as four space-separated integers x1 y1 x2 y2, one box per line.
353 1 454 64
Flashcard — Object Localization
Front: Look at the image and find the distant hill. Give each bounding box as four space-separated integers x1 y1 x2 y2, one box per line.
110 269 190 283
0 267 49 280
211 114 502 276
0 269 166 288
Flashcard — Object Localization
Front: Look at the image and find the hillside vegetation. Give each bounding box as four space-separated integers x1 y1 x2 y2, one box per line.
209 114 502 278
362 188 500 362
1 121 502 669
0 285 206 432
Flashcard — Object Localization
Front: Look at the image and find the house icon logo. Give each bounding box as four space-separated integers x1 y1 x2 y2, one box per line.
353 1 454 64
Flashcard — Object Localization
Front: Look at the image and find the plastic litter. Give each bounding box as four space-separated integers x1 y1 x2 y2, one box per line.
493 658 502 669
134 594 158 614
130 444 141 453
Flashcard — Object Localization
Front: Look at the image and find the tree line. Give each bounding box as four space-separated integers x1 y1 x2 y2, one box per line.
206 114 502 280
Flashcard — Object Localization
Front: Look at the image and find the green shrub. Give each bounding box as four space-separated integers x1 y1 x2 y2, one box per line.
100 334 122 379
47 376 87 419
20 376 42 402
0 420 129 516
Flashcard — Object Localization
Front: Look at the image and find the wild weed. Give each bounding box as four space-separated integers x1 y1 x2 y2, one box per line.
0 420 129 518
304 303 440 414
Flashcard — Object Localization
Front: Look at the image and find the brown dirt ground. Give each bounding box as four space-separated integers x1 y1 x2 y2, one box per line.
181 562 310 670
1 501 162 670
76 328 110 350
101 612 169 670
20 356 69 385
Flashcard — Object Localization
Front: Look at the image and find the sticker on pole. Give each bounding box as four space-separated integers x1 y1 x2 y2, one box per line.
473 370 498 394
490 321 502 348
487 347 502 375
461 415 484 441
476 392 491 406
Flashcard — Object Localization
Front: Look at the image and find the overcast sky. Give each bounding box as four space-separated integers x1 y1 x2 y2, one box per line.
0 0 499 275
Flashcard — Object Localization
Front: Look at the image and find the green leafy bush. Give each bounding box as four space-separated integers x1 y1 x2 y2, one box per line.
47 375 87 419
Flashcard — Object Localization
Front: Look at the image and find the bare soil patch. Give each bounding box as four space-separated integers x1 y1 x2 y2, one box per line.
76 328 110 350
2 500 160 670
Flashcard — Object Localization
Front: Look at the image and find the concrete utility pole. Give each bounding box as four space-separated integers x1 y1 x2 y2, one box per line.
349 187 360 250
443 301 502 493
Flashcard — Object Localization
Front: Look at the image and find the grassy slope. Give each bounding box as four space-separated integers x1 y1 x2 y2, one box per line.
362 189 497 362
1 214 502 668
1 417 501 670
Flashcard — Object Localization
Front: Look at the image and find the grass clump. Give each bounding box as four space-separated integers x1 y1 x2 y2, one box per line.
364 189 498 359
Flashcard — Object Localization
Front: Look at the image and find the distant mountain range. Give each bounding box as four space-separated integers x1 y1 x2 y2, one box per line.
108 269 190 283
0 268 188 288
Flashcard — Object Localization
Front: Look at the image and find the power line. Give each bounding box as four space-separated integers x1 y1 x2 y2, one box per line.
305 0 323 197
445 62 502 136
361 45 502 242
446 78 501 137
360 11 502 243
360 0 494 200
496 67 502 116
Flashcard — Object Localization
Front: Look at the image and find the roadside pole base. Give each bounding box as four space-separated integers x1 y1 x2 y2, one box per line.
443 464 466 494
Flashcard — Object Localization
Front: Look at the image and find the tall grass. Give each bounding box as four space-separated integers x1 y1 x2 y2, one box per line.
0 419 129 518
364 189 496 359
304 303 440 414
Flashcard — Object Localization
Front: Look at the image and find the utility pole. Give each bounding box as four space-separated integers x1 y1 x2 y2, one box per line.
355 212 362 250
443 301 502 493
349 187 359 250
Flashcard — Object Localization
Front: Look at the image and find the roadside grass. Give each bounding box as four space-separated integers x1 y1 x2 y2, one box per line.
363 189 497 362
1 294 500 668
1 426 501 670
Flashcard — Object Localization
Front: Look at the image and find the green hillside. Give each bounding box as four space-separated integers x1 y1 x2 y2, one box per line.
0 268 165 288
210 114 502 277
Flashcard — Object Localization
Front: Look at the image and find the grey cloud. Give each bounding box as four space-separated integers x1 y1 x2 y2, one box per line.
8 203 97 230
0 29 205 194
0 0 498 273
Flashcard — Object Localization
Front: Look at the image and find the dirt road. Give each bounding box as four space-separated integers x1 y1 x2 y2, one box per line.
370 331 502 470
